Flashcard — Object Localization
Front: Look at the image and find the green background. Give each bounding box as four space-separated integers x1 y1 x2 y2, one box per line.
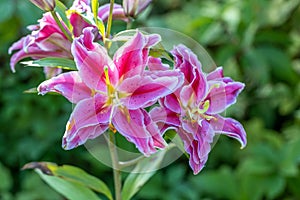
0 0 300 199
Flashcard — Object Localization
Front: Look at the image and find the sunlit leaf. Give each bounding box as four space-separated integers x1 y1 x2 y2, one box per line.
22 57 77 70
23 162 112 200
121 149 168 200
55 0 70 28
36 170 102 200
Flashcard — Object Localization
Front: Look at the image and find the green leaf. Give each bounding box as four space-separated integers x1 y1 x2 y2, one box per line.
36 170 102 200
149 43 174 63
22 57 77 70
121 149 168 200
50 164 113 200
23 162 112 200
55 0 70 27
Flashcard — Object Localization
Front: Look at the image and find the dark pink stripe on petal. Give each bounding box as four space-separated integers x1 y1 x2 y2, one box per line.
210 115 247 148
37 71 92 103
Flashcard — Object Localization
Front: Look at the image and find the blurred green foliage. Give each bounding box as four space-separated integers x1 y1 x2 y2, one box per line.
0 0 300 199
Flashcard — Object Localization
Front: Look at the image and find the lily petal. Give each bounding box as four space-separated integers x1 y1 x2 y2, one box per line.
72 27 117 91
119 72 183 109
114 31 161 79
113 109 166 156
38 71 92 103
205 81 245 114
210 115 247 148
148 57 170 71
150 106 181 133
62 94 110 150
179 120 214 174
207 67 224 81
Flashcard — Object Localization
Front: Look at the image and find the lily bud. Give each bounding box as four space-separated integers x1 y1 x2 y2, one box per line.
123 0 152 18
29 0 56 12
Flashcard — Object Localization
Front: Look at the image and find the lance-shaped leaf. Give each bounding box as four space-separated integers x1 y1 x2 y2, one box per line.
121 147 169 200
22 57 77 70
23 162 113 200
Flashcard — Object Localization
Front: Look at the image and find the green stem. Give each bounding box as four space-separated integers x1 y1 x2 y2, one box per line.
126 18 133 30
108 131 122 200
105 0 115 39
50 11 72 42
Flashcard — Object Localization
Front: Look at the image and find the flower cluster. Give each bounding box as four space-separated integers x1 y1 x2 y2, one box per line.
9 0 246 174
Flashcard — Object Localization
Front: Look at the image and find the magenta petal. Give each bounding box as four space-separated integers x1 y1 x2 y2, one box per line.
206 81 245 114
148 57 170 71
119 73 182 109
63 125 108 150
113 109 166 156
114 31 161 79
150 106 180 133
69 12 95 37
179 85 194 108
207 67 224 81
72 27 117 90
164 93 181 114
210 115 247 148
38 71 92 103
172 44 202 83
179 120 214 174
62 94 110 150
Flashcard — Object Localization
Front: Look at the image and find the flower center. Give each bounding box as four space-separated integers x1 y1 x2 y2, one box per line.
183 95 215 123
103 66 130 132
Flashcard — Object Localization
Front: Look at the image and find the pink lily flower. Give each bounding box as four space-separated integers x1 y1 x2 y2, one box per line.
9 13 72 72
68 0 127 38
150 45 247 174
68 0 100 38
38 27 184 156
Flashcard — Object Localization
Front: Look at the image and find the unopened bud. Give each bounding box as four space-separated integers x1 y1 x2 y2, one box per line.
123 0 152 18
29 0 56 12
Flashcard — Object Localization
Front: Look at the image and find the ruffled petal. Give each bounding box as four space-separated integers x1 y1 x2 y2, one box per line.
72 27 117 90
119 72 183 109
172 44 208 102
179 120 215 174
210 115 247 148
205 81 245 114
113 109 167 156
62 94 110 150
69 12 95 37
148 57 170 71
172 44 202 83
207 67 224 81
114 31 161 79
38 71 92 103
163 93 181 114
150 106 180 133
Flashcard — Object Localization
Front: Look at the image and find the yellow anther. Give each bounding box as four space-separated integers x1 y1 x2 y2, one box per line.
109 123 117 133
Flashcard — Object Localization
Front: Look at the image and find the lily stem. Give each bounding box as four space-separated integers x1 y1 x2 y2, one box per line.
108 131 122 200
50 11 72 42
105 0 115 40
